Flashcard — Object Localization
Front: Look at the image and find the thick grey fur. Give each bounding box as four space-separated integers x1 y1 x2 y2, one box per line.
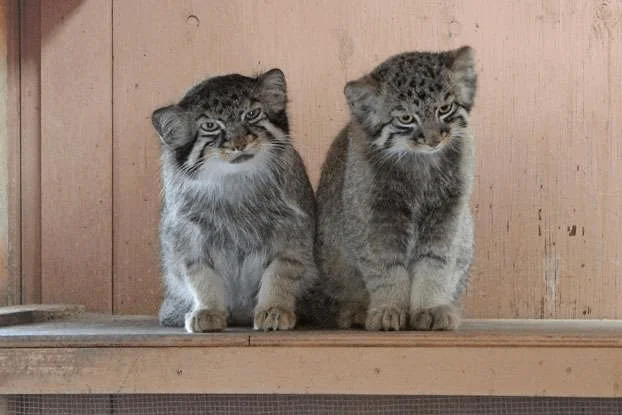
152 69 317 332
315 47 477 331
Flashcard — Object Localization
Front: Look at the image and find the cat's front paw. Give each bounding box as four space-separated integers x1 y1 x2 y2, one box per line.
410 305 460 331
184 309 227 333
365 307 407 331
254 306 296 331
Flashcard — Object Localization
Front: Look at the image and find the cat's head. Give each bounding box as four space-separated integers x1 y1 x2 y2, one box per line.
345 46 476 155
152 69 289 178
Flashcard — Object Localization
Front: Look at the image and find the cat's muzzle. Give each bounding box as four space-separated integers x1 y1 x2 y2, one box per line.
230 152 255 164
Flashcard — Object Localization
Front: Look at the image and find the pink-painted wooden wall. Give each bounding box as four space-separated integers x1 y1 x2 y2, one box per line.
7 0 622 318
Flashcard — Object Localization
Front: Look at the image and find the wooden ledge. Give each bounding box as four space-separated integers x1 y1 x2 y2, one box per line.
1 314 622 348
2 315 622 396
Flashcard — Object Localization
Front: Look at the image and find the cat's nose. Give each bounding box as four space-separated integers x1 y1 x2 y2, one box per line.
426 133 442 147
426 129 449 147
230 134 256 151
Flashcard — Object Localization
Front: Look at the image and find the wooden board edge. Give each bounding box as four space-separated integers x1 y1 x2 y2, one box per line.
4 333 622 349
248 334 622 348
0 304 85 327
0 346 620 396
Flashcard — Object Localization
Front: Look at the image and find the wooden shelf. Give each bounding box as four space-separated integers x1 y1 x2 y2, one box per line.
2 314 622 396
2 314 622 348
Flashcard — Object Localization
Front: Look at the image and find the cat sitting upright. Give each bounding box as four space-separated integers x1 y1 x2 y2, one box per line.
315 47 477 331
152 69 317 333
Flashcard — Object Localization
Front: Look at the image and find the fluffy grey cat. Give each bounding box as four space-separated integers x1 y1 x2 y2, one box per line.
152 69 317 333
315 47 477 331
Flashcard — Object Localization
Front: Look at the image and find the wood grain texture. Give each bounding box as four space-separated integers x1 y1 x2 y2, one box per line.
20 0 42 305
111 0 160 312
2 345 622 396
0 0 21 307
110 0 622 318
40 0 113 312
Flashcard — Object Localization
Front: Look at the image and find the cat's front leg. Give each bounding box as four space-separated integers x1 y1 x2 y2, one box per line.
409 254 461 331
356 210 411 331
361 262 410 331
254 257 303 331
183 262 228 333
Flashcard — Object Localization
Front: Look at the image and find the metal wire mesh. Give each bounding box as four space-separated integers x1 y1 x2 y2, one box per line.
4 394 622 415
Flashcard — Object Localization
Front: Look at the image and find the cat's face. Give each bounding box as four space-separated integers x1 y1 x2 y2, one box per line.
152 69 289 178
345 46 476 156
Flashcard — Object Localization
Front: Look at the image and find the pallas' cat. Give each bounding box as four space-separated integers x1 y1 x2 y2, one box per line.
316 47 477 331
152 69 317 332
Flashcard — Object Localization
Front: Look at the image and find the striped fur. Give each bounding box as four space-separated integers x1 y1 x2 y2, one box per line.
315 47 477 331
152 69 317 332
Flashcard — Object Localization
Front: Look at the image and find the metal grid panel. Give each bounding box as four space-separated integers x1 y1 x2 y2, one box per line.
5 394 622 415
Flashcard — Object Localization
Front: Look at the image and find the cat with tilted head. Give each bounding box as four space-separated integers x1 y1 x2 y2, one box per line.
152 69 317 333
316 47 477 331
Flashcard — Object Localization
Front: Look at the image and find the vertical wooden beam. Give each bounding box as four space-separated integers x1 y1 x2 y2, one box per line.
0 2 20 411
40 0 113 312
20 0 41 304
0 0 21 307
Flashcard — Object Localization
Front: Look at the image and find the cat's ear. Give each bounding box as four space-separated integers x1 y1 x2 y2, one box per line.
446 46 477 111
344 76 381 121
256 68 287 112
152 105 190 146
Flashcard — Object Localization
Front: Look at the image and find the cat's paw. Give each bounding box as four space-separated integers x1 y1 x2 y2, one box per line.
184 309 227 333
410 305 460 331
365 307 407 331
254 306 296 331
336 306 367 329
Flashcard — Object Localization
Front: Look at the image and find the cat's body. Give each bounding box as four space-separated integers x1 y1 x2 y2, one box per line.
153 69 317 332
316 47 477 331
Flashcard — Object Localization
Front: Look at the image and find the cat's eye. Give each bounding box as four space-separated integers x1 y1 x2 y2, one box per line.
200 121 220 133
438 103 455 116
244 108 262 122
396 114 416 125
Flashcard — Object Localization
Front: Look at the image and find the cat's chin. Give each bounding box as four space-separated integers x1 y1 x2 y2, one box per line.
194 154 268 184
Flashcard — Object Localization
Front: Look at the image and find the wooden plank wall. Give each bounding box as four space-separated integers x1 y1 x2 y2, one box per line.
17 0 622 319
40 0 113 312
